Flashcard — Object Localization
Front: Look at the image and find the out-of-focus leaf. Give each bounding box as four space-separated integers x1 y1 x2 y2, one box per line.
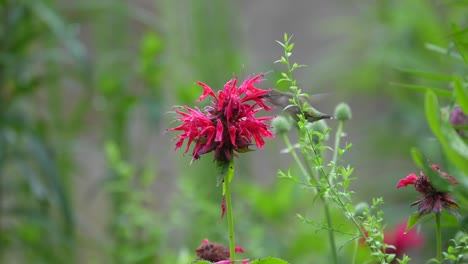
391 83 452 98
451 23 468 64
251 257 290 264
32 1 88 72
396 68 453 81
425 43 464 61
425 91 468 175
405 213 427 233
411 148 452 192
453 75 468 114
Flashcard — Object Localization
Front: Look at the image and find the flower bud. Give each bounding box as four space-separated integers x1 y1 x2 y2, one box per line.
271 115 293 134
334 102 352 121
306 119 329 144
353 202 369 217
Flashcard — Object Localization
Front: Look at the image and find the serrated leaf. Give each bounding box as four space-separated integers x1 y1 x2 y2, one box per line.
251 257 290 264
453 75 468 114
405 214 427 233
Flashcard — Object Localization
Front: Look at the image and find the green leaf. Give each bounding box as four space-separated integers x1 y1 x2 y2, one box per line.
410 148 424 168
395 68 453 81
425 43 464 61
391 83 452 98
251 257 290 264
451 23 468 64
405 213 427 233
192 261 212 264
410 148 451 191
453 75 468 114
425 91 468 175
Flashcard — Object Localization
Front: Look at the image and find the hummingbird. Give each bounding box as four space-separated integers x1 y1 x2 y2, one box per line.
262 89 333 123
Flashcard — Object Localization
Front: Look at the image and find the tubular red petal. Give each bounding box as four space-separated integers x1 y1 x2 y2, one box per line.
196 82 217 102
397 173 418 188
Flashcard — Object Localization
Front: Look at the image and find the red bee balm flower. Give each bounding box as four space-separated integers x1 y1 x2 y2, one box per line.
384 222 425 260
168 74 275 163
397 164 459 217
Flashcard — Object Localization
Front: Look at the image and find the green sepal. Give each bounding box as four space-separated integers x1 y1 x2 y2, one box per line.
216 160 229 187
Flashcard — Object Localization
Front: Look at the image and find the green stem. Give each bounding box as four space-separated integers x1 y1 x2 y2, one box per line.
281 133 311 183
330 121 344 182
224 159 236 260
436 213 442 263
282 133 338 264
323 201 339 264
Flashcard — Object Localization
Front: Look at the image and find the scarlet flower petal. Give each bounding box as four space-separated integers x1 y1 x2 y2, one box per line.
397 174 418 188
196 82 217 102
169 74 274 163
216 120 224 142
384 222 424 258
234 246 245 253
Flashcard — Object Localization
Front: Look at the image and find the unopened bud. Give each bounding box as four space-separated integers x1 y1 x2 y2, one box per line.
334 102 352 121
271 115 293 134
306 119 329 144
353 202 369 218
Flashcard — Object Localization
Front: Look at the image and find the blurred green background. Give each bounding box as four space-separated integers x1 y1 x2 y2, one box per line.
1 0 466 263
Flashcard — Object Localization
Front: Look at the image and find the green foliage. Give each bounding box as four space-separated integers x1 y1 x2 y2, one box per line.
0 0 90 262
274 34 398 264
104 141 162 264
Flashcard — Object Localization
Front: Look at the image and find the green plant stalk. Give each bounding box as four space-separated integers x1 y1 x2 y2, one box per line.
282 133 338 264
330 120 344 182
323 200 339 264
224 159 236 260
436 213 442 262
281 133 311 183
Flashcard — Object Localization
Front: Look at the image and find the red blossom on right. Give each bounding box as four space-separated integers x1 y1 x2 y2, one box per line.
397 164 459 217
384 222 425 261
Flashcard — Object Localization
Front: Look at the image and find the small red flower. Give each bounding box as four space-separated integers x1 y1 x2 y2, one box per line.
168 74 274 163
384 222 424 261
397 164 459 217
397 174 418 188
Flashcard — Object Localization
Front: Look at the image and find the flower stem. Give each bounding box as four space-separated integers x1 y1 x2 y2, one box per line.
436 213 442 263
323 201 339 264
282 132 338 264
281 133 311 183
330 120 344 182
224 159 236 260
